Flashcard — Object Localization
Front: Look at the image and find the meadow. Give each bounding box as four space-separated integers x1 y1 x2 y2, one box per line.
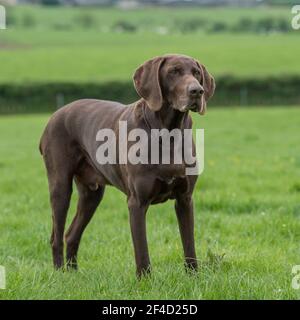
0 6 299 83
0 4 299 300
0 107 299 300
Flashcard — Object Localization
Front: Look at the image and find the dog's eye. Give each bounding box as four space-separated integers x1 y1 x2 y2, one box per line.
193 69 201 76
169 68 181 75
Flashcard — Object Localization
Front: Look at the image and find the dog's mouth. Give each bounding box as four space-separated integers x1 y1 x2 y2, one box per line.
189 104 198 112
188 99 201 112
178 102 198 113
176 97 203 113
189 97 206 115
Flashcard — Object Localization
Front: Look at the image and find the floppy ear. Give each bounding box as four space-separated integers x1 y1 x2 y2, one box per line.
133 56 165 111
200 63 215 102
196 61 216 115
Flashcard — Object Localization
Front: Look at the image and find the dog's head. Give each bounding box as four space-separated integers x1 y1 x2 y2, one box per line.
133 54 215 114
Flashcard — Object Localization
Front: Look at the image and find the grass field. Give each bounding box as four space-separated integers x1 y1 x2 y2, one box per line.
0 107 300 299
6 6 294 28
1 32 300 83
0 6 299 83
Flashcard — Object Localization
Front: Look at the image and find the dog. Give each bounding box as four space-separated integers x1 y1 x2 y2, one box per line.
39 54 215 278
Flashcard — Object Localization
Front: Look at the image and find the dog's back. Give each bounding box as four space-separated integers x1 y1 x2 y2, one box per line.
39 99 127 156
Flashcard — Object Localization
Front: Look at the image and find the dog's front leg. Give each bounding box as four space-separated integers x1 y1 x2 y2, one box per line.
128 198 150 278
175 196 198 272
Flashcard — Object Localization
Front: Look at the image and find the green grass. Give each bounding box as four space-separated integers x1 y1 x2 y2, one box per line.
0 107 300 299
6 6 294 30
1 32 300 83
0 6 299 83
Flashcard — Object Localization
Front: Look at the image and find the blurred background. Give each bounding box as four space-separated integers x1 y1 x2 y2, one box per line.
1 0 300 300
0 0 299 112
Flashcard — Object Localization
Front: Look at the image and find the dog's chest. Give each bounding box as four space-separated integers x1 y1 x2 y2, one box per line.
150 165 189 204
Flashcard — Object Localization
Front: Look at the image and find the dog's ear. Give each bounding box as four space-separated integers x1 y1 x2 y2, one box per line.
133 56 165 111
195 61 216 115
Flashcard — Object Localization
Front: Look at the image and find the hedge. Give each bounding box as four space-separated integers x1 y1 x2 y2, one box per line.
0 75 299 114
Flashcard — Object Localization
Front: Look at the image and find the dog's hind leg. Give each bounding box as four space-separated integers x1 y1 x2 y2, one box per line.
46 165 73 270
65 177 105 270
42 136 76 270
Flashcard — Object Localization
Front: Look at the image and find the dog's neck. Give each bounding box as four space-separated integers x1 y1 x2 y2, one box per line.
142 101 188 131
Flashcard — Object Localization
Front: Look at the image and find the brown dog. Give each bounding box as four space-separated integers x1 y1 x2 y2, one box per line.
39 54 215 278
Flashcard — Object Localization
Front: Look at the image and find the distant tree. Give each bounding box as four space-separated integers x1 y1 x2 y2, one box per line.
232 17 255 33
22 14 36 28
113 20 137 33
276 18 290 32
255 17 276 33
40 0 61 5
209 21 228 33
5 8 17 27
176 18 207 33
76 13 97 29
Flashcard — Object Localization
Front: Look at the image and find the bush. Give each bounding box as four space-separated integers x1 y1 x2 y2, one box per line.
1 76 300 113
113 20 137 33
76 13 97 29
6 8 17 27
232 17 255 33
232 17 291 34
40 0 61 5
22 14 36 28
276 18 290 32
208 22 228 33
176 18 207 33
255 17 276 33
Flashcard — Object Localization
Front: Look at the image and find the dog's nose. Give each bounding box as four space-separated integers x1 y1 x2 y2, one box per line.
188 84 204 97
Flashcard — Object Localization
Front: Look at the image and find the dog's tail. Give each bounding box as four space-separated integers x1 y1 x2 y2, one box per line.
39 140 43 155
39 130 46 156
